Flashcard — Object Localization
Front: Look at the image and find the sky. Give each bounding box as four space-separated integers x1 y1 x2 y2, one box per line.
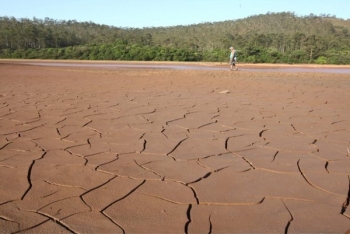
0 0 349 28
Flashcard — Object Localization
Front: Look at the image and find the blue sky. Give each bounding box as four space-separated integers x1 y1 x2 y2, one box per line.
0 0 349 28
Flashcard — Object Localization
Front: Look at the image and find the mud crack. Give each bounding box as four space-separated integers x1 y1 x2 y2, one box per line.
208 213 213 234
340 175 350 218
27 210 77 233
281 199 294 234
21 151 47 200
297 159 343 196
100 180 146 233
184 204 192 234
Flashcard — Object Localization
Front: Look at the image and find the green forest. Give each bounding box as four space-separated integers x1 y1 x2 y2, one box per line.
0 12 349 64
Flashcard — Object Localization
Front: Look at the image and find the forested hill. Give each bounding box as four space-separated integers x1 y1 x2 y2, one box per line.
1 12 349 64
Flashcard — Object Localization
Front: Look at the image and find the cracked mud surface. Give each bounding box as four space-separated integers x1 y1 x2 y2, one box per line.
0 62 349 233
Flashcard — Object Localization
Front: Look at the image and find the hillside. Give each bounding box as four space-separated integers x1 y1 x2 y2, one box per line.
143 12 349 49
0 12 349 64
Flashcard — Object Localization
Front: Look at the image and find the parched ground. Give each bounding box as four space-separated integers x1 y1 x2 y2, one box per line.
0 62 349 233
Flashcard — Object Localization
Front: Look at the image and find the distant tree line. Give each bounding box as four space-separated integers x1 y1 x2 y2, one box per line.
0 12 349 64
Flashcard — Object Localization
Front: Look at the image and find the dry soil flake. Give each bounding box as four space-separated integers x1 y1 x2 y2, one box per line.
219 90 230 94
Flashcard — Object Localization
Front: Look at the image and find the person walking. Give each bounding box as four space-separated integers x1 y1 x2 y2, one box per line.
229 46 238 71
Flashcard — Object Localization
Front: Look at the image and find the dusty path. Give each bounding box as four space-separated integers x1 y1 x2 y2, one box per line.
0 63 349 233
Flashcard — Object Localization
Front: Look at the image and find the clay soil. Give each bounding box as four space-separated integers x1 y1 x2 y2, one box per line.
0 61 349 233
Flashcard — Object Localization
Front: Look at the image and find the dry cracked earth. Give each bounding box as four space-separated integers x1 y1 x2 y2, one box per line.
0 62 349 233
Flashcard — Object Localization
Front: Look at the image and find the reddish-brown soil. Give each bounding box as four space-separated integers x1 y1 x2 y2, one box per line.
0 61 349 233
